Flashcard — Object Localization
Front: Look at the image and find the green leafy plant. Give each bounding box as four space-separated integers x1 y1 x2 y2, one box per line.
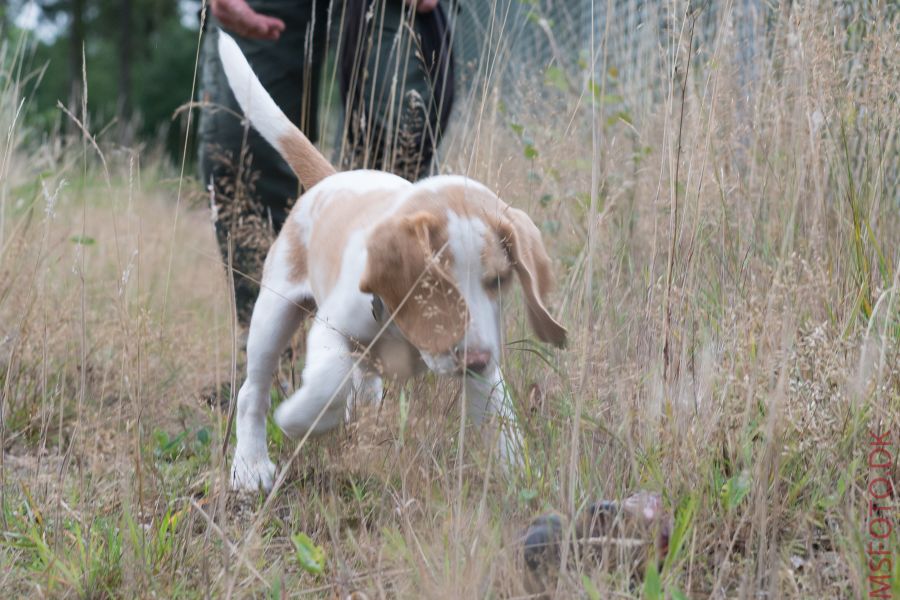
291 532 326 576
152 426 211 462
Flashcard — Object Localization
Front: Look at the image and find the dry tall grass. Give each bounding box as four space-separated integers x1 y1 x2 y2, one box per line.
1 1 898 598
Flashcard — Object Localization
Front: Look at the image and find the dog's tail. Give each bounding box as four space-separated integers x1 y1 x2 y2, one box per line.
217 31 336 190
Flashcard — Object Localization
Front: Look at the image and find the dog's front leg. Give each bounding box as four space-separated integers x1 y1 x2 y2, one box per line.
274 320 355 438
232 287 303 492
465 367 524 471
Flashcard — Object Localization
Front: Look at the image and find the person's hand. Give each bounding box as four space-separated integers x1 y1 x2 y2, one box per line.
211 0 286 40
405 0 438 14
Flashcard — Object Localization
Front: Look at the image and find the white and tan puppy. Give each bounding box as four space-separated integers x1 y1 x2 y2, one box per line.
218 32 566 491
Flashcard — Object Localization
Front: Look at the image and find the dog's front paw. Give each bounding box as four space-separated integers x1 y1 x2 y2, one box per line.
274 396 344 438
230 452 276 492
273 401 304 439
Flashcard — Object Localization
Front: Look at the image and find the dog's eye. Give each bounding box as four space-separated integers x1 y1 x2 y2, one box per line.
483 272 511 292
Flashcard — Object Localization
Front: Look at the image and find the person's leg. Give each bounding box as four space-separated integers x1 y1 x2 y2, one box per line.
339 0 455 181
198 0 327 325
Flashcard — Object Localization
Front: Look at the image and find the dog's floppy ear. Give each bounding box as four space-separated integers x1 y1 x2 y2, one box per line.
497 209 567 347
360 211 469 353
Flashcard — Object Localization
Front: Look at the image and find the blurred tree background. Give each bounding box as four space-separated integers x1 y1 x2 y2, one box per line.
2 0 200 159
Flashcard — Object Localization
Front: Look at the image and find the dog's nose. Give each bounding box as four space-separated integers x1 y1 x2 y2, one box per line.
462 349 491 374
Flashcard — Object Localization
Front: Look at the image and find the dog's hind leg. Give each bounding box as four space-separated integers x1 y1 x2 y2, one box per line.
274 320 356 439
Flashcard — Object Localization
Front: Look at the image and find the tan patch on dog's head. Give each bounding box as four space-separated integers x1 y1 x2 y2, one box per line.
360 211 469 354
360 180 566 351
429 183 567 347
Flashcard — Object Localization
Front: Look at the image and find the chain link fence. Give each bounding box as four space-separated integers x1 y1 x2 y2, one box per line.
450 0 897 204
